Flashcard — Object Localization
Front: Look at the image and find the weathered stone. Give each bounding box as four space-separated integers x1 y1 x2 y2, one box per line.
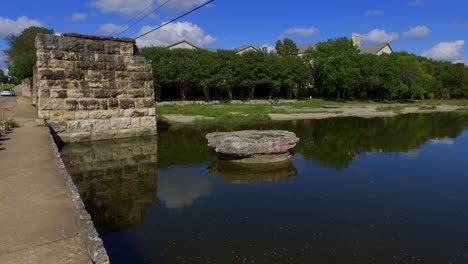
65 70 84 80
36 33 157 142
58 37 85 52
66 100 79 110
38 69 65 80
111 118 132 130
140 116 156 127
48 121 67 133
206 130 300 163
108 98 119 109
67 120 93 133
119 99 135 109
50 89 67 98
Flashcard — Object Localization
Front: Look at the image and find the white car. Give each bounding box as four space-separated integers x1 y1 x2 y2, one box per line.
0 89 15 96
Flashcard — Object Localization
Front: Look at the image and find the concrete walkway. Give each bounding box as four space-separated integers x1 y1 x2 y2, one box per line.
0 96 94 263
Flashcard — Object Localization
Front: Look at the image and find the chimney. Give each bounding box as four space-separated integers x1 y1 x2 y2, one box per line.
352 33 363 47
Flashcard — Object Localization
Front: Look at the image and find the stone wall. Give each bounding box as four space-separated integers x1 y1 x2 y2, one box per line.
35 33 157 142
20 77 33 97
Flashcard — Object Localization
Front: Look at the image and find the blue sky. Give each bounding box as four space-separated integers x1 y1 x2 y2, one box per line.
1 0 467 73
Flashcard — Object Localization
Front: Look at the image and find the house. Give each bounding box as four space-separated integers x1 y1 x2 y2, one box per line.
166 40 201 50
165 40 258 55
297 33 393 57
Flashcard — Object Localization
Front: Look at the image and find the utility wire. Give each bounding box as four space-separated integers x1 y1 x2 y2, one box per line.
109 0 170 36
115 0 173 36
134 0 214 40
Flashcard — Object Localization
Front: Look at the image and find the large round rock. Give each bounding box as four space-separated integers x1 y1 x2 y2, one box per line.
206 130 299 164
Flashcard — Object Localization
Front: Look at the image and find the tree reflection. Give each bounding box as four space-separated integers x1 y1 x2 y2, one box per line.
61 136 158 234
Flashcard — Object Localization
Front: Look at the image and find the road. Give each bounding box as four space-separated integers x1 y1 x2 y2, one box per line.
0 87 20 119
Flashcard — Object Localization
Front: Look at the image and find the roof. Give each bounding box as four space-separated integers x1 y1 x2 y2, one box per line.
166 40 201 50
359 43 391 55
233 45 259 52
298 42 391 55
298 43 317 54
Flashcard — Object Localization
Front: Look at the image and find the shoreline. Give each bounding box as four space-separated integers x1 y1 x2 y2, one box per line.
160 104 466 124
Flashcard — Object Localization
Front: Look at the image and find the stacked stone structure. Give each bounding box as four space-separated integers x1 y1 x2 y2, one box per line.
35 33 156 142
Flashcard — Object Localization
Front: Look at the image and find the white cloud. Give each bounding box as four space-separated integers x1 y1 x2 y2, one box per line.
403 25 430 38
281 26 320 39
135 21 216 47
0 16 44 36
422 40 465 61
365 10 384 16
0 51 7 75
431 137 455 145
409 0 424 6
99 23 128 34
260 44 276 53
90 0 208 16
363 29 399 43
66 13 88 22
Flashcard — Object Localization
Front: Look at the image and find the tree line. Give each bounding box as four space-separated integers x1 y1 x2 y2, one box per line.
142 37 468 101
3 27 468 101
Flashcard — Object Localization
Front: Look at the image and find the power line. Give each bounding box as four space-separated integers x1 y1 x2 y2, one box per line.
116 0 173 36
134 0 214 40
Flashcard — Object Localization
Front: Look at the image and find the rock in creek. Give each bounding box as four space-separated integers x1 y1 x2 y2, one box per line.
206 130 299 163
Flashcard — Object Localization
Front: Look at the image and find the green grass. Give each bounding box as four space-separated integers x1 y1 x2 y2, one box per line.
0 84 14 90
412 99 468 106
156 104 287 117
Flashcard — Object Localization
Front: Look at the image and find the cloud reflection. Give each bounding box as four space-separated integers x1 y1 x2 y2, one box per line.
158 174 213 209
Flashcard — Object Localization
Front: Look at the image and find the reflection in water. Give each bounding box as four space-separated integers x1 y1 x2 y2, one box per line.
61 136 158 234
61 113 468 264
208 160 297 184
158 174 213 209
158 112 468 170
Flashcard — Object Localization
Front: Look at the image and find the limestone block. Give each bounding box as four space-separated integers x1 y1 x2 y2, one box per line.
38 98 65 110
93 89 110 99
131 118 140 128
111 118 132 130
50 89 67 98
120 43 134 55
104 41 120 54
110 89 125 98
39 89 50 98
50 50 65 60
79 100 101 110
132 72 153 82
36 34 59 50
101 71 115 82
38 69 65 80
86 41 105 53
75 111 89 120
62 111 75 121
117 128 137 137
140 116 156 127
90 130 118 141
128 89 145 98
89 110 115 119
47 121 67 133
65 70 84 80
86 71 102 82
143 98 155 108
49 111 63 121
123 109 145 117
67 132 92 142
148 108 156 117
119 99 135 109
91 119 111 132
66 100 79 110
38 110 51 119
115 71 130 80
108 98 119 109
134 127 157 137
68 89 91 98
58 37 85 52
67 120 93 133
145 89 154 98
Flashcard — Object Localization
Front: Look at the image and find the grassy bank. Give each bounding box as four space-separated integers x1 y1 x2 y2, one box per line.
156 98 468 118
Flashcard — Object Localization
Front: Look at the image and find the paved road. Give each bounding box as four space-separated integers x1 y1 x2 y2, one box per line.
0 87 22 119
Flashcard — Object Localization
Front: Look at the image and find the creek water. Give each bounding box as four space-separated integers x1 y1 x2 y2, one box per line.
61 113 468 264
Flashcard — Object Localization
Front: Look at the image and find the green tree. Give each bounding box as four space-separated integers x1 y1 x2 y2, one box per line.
0 69 8 83
5 26 53 80
304 37 360 99
275 38 299 58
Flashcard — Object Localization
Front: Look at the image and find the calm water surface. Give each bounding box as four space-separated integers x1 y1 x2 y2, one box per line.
61 113 468 264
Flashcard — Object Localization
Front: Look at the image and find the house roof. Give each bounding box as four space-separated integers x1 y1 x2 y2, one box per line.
359 43 391 54
298 43 317 54
298 42 392 55
166 40 201 50
233 45 259 52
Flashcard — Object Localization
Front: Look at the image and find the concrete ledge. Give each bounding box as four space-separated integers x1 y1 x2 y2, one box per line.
45 123 109 264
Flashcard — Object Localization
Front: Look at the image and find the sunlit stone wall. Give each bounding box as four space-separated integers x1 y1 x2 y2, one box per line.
35 33 156 142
